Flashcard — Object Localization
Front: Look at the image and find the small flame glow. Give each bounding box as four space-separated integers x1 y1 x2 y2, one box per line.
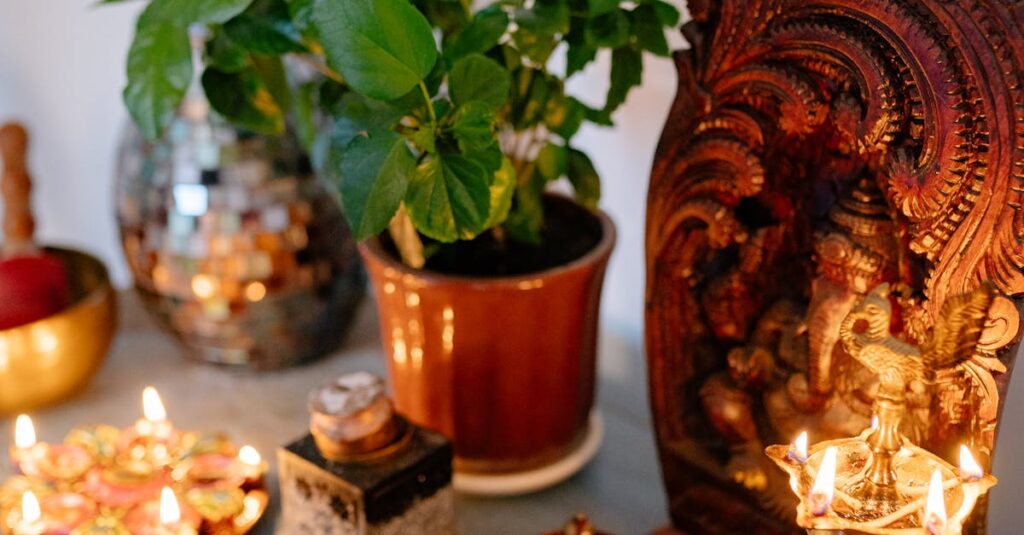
143 387 167 422
789 431 808 463
160 487 181 525
959 445 983 481
238 445 261 467
808 446 837 516
21 491 40 524
924 469 947 534
15 414 36 449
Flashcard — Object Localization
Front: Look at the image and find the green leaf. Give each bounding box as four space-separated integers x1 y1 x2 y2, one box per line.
536 142 567 180
652 0 680 26
449 54 511 109
515 0 569 36
451 101 498 153
312 0 438 100
123 22 192 139
552 96 586 139
587 0 618 15
319 81 348 114
568 40 597 75
413 0 470 35
512 0 569 64
410 126 437 153
584 10 630 48
504 167 545 244
224 0 308 54
496 43 522 71
252 54 291 110
469 141 503 173
565 15 595 76
511 30 558 65
202 66 285 134
293 81 319 152
384 59 445 117
406 151 491 242
485 157 517 228
584 102 614 126
629 5 670 56
567 147 600 208
602 46 642 116
329 92 407 146
287 0 317 38
510 69 558 129
337 130 414 239
543 90 567 132
443 6 508 66
138 0 254 26
205 32 249 72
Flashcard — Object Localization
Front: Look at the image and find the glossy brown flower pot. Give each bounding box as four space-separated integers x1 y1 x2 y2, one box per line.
359 197 615 474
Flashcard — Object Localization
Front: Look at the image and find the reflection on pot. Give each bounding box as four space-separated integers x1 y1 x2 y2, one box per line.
115 113 364 369
360 196 615 474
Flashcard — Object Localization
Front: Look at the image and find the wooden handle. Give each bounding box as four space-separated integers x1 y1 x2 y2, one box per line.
0 123 35 256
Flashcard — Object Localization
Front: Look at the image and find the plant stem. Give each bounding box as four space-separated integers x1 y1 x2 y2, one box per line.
419 81 437 125
289 53 344 84
388 203 426 269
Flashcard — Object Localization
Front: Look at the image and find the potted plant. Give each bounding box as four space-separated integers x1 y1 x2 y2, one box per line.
119 0 679 480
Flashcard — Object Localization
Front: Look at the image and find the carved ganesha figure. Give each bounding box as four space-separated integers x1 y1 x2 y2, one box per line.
645 1 1024 533
698 175 1009 503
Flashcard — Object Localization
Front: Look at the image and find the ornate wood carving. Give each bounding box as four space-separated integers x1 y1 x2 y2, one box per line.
645 1 1024 533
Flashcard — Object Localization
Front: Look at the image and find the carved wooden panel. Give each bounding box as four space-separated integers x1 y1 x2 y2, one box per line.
645 1 1024 533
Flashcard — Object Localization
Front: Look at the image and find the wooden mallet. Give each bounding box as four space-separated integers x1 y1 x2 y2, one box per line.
0 123 72 330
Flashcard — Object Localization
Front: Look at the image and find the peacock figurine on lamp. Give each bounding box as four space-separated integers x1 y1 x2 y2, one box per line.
767 283 998 534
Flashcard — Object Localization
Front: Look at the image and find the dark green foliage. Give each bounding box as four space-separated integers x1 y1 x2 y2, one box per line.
119 0 679 252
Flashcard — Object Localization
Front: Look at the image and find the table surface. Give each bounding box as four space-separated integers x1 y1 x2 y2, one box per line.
7 293 1024 534
0 293 669 534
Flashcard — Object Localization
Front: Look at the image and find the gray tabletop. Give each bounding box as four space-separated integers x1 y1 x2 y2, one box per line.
0 293 667 534
7 293 1024 534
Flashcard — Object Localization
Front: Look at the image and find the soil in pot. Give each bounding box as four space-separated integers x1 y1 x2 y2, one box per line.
380 195 604 276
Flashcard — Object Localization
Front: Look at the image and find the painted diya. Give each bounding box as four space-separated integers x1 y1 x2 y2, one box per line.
2 388 267 534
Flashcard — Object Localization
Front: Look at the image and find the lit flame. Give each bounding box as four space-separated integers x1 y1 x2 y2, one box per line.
238 445 261 466
21 491 40 524
143 387 167 422
959 445 983 481
789 431 808 463
191 274 217 300
15 414 36 449
159 487 181 525
808 446 837 516
924 469 947 534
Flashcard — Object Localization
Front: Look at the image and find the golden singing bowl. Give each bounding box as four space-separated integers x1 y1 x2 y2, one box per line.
0 247 117 414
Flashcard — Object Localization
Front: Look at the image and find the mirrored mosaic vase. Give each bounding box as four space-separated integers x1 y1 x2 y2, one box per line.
115 108 365 369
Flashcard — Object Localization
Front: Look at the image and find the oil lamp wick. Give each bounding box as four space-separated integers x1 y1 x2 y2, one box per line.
924 469 947 534
959 445 983 482
15 414 35 449
789 431 809 464
808 446 837 516
160 487 181 525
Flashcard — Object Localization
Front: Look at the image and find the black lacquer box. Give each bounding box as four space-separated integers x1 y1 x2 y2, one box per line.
278 373 455 534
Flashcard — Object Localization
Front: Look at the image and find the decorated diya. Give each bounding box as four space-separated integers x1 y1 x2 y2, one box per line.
1 387 267 534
